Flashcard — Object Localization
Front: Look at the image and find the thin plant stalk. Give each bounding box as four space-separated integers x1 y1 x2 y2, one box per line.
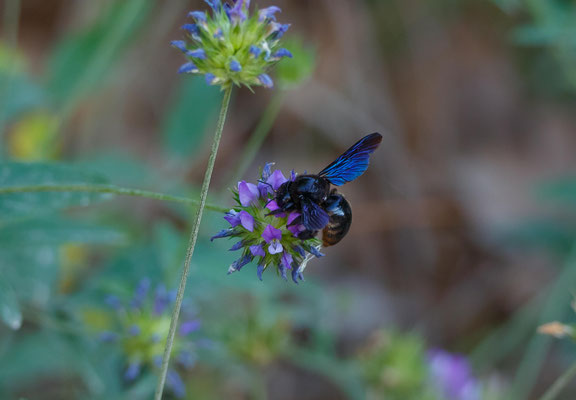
154 86 233 400
229 92 284 185
0 184 227 212
538 362 576 400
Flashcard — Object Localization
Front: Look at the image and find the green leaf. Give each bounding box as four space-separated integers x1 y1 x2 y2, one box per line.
76 152 154 187
0 217 127 246
162 76 221 160
46 0 152 107
0 162 111 217
0 276 22 330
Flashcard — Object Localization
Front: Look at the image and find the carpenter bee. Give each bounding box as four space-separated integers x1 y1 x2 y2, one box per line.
272 132 382 246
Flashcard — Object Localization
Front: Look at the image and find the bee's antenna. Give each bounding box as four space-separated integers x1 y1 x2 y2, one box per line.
257 179 275 191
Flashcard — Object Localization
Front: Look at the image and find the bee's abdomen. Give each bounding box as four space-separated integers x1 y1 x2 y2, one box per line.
322 221 350 246
321 195 352 247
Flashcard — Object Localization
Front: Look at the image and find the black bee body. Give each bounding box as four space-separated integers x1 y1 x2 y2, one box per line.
281 185 352 246
276 175 331 212
272 132 382 247
321 190 352 246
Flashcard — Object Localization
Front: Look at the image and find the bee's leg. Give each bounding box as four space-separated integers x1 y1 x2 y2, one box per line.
265 201 295 217
287 214 302 226
265 205 292 217
298 229 318 240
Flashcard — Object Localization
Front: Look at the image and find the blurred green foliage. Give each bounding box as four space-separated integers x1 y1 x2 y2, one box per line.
162 76 221 163
46 0 153 109
494 0 576 96
275 38 316 90
357 330 436 400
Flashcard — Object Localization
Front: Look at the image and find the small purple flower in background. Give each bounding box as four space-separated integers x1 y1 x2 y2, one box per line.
97 279 201 398
427 350 482 400
172 0 292 89
211 163 323 283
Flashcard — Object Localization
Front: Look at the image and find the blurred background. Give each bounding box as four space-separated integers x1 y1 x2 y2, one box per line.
2 0 576 399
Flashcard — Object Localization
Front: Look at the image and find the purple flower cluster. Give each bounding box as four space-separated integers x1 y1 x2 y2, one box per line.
99 278 201 398
172 0 292 89
427 350 481 400
212 163 324 283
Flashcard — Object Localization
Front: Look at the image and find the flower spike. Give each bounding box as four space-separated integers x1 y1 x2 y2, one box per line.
172 1 292 89
212 164 324 282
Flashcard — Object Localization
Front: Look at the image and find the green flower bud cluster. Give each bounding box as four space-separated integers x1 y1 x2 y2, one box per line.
172 0 292 89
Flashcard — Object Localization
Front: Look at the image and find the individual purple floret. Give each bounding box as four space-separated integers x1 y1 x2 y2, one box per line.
238 181 260 206
227 0 249 23
272 48 293 59
230 59 242 72
259 6 281 21
262 224 283 254
178 62 198 74
129 277 150 309
258 74 274 88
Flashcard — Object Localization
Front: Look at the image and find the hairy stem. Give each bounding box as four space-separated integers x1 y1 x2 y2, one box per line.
154 86 233 400
0 184 227 212
538 362 576 400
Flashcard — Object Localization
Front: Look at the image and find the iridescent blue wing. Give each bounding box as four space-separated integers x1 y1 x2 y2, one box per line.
301 198 330 231
318 132 382 186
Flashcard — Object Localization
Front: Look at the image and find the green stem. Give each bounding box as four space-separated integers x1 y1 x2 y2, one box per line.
154 86 233 400
229 92 284 185
0 184 228 212
538 362 576 400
